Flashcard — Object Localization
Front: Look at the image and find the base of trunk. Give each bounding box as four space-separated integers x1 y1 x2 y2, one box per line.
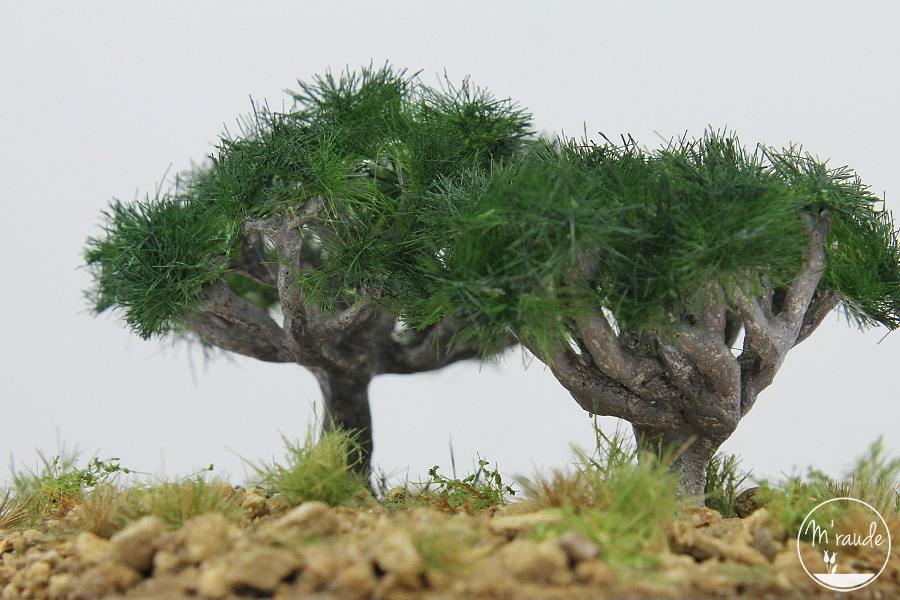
633 426 721 504
311 368 374 479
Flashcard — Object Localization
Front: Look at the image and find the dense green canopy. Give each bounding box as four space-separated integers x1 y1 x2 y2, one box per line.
319 130 900 352
85 63 900 356
84 65 533 338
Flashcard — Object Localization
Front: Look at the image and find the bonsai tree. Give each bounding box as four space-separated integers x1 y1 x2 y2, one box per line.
317 131 900 498
84 65 530 475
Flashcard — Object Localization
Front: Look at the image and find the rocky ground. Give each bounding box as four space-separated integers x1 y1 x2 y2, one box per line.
0 485 897 600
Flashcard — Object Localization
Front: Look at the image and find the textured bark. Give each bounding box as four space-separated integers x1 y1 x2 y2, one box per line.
185 281 295 363
538 211 837 502
312 368 374 476
633 425 721 500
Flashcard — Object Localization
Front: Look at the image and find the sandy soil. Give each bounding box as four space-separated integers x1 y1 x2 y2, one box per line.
0 486 896 599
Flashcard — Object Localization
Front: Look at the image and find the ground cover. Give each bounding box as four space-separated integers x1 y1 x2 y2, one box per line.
1 428 897 599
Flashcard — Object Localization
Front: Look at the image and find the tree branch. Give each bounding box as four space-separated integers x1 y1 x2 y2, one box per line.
184 280 294 362
310 301 383 339
777 212 832 331
520 335 681 428
574 311 644 384
666 285 741 407
381 320 511 374
229 231 278 287
733 211 833 411
272 222 313 358
566 245 673 403
729 284 781 370
794 289 839 346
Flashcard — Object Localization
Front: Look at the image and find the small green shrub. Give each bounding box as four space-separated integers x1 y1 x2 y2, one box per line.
408 458 516 514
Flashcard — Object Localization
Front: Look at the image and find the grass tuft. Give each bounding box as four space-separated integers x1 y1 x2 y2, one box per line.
409 519 484 573
247 425 372 508
119 477 241 531
0 493 28 531
4 449 131 530
705 452 751 518
755 437 900 537
77 477 243 538
520 424 685 570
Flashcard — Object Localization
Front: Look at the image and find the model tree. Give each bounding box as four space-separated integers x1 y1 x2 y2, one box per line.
84 65 530 475
317 130 900 497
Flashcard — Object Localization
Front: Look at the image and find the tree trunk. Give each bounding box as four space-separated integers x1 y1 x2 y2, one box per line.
311 368 374 478
633 425 721 504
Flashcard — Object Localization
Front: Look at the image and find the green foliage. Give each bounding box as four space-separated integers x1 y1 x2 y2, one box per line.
704 452 751 518
85 196 232 339
521 425 685 570
764 144 900 328
824 209 900 328
84 63 532 340
288 65 532 192
405 458 516 514
292 66 535 305
5 450 131 528
248 428 372 508
85 61 900 366
202 110 360 220
289 66 415 160
321 128 900 355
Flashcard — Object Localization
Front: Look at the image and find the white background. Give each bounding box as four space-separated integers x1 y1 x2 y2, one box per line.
2 2 899 489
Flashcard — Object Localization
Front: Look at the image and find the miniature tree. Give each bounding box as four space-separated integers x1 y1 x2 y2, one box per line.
318 131 900 498
84 65 530 476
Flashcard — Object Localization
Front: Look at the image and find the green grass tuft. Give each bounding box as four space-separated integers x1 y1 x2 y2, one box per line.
754 437 900 537
78 475 242 537
4 449 131 530
520 425 685 571
705 452 751 518
247 426 372 508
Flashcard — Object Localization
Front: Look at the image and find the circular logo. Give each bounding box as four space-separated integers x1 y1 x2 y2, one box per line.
797 497 891 592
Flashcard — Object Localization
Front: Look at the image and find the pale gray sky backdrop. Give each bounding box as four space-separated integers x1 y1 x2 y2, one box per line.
2 2 899 488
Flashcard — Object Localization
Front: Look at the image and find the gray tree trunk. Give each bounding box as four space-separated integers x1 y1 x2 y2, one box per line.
632 425 722 501
311 368 374 478
185 209 510 486
522 213 837 502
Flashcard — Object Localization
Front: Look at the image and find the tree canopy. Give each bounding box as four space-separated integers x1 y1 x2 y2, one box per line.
318 130 900 354
85 65 533 341
84 65 534 476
